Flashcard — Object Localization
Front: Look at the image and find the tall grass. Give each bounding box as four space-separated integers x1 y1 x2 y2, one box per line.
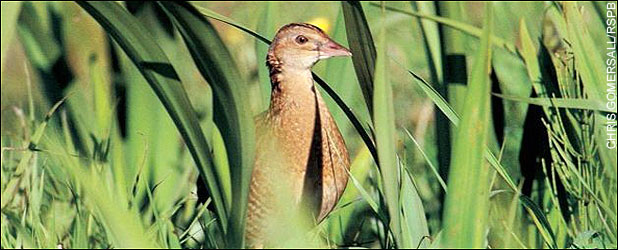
441 3 493 247
1 1 616 249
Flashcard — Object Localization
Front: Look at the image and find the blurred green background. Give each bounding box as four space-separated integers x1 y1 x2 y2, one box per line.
1 1 616 249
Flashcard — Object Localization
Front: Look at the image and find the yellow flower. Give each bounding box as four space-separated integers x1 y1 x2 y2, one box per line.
307 17 331 34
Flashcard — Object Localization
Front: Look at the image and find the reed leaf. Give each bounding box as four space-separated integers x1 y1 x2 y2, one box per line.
159 2 256 247
405 63 558 249
401 167 430 248
563 2 617 176
441 3 493 248
76 0 228 234
372 7 402 247
370 2 515 52
494 94 613 113
255 2 277 109
342 1 375 116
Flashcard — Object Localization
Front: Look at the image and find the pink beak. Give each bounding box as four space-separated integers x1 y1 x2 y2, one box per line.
319 40 352 59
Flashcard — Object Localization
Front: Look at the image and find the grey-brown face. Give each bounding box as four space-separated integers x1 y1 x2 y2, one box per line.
269 23 351 70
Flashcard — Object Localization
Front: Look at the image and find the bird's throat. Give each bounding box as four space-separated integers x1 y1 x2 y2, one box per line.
268 68 317 115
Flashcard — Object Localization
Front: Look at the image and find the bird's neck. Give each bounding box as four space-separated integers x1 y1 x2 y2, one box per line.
268 68 317 115
266 59 323 177
267 54 320 116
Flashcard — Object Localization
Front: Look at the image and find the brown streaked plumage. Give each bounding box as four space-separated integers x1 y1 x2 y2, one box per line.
246 23 352 248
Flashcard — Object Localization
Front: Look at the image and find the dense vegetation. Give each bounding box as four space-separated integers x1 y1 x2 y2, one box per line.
1 1 616 248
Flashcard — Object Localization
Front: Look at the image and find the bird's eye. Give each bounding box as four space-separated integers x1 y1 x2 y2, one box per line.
295 35 308 44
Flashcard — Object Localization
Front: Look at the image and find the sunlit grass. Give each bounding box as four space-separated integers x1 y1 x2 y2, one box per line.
1 1 615 249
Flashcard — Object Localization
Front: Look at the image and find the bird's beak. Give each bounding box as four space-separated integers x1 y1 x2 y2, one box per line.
318 40 352 59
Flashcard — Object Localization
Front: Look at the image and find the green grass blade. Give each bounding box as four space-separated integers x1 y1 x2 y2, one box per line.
159 2 256 247
563 2 607 103
320 9 371 144
405 66 515 191
494 94 613 113
210 124 232 210
76 0 228 233
413 2 442 83
401 168 430 248
414 1 452 184
313 74 378 162
255 2 277 109
370 2 515 52
437 1 469 118
372 9 402 247
563 2 617 176
16 2 61 71
342 1 375 117
346 164 381 220
405 63 559 249
403 128 447 192
72 161 159 248
518 18 546 97
194 5 270 44
321 147 373 245
1 96 67 209
121 4 186 213
441 3 493 248
436 1 468 57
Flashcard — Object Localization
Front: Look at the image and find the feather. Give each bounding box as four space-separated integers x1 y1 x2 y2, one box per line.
246 23 351 248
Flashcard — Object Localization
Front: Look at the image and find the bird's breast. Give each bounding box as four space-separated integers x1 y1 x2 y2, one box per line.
266 89 319 201
247 77 350 247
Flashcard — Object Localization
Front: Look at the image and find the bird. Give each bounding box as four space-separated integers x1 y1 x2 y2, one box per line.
245 23 352 248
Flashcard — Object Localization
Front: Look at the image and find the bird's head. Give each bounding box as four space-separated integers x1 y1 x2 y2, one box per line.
267 23 352 71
